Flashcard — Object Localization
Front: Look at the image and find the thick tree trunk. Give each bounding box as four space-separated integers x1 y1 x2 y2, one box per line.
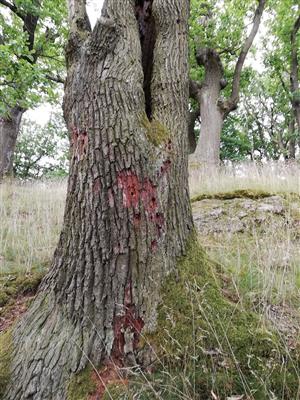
191 49 224 166
4 1 192 399
0 107 25 179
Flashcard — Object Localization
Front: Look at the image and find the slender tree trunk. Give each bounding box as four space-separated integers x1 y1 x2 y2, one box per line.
4 1 192 399
0 107 25 179
190 49 224 166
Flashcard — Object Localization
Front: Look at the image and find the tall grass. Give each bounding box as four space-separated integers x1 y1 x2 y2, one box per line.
189 161 300 197
0 179 66 274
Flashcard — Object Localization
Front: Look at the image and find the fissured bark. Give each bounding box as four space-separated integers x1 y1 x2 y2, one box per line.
4 1 193 399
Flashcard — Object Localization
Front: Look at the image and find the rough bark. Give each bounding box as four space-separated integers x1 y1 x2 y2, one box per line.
4 1 192 399
0 107 25 178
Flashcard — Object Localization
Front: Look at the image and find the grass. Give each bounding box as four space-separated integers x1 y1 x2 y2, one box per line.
189 160 300 198
0 179 66 275
1 162 300 399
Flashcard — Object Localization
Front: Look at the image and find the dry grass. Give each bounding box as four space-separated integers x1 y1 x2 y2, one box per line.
189 161 300 198
0 179 66 274
1 164 300 398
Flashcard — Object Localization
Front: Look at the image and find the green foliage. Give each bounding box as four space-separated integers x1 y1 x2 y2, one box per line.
13 112 69 179
220 115 252 161
189 0 257 93
0 0 67 115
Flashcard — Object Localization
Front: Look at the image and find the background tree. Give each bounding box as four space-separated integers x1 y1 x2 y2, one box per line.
14 111 69 179
0 0 66 179
188 0 266 165
264 0 300 156
3 0 193 398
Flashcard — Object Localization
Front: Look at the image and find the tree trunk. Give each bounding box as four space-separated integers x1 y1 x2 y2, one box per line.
0 107 25 179
191 49 224 166
3 1 192 399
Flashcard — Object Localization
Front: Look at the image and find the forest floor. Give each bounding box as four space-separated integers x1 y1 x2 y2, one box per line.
1 162 300 398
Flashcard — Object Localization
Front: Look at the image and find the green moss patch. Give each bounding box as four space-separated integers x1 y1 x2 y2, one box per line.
0 330 13 398
191 189 300 203
191 189 276 203
0 270 44 309
109 234 299 399
141 113 170 147
67 366 97 400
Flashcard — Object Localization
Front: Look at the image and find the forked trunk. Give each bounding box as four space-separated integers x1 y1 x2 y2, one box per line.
4 1 192 399
0 107 25 179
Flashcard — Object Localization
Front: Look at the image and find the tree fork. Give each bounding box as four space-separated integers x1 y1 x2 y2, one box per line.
3 1 192 399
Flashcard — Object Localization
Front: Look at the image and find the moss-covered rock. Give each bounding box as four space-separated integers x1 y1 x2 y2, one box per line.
191 189 276 203
0 330 13 398
67 366 96 400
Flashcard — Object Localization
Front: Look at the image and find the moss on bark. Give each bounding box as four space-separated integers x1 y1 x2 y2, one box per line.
141 113 170 146
0 330 13 398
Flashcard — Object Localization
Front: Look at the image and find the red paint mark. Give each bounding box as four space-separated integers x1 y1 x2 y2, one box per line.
141 178 157 214
117 171 141 208
117 170 166 249
112 283 144 361
71 127 88 161
151 239 158 250
93 178 101 194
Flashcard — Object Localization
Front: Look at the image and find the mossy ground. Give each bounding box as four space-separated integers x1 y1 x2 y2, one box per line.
0 269 44 308
67 366 97 400
0 330 13 398
102 235 300 399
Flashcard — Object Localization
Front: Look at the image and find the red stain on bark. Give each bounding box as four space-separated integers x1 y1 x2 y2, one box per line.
117 171 141 208
71 127 88 161
151 239 158 250
89 282 144 399
117 170 166 248
112 283 144 360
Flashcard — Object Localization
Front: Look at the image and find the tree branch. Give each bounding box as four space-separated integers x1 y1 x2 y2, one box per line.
68 0 91 36
189 79 202 103
0 0 23 19
45 74 65 84
226 0 266 112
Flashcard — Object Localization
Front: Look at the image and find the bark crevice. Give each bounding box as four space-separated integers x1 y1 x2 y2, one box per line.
135 0 156 119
